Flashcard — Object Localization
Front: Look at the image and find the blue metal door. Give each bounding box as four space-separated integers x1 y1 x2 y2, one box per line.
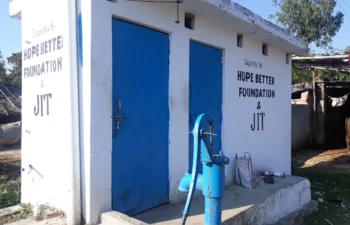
189 41 222 174
112 19 169 215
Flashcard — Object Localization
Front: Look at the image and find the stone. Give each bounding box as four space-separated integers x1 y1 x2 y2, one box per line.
273 200 318 225
314 191 323 197
33 204 64 221
0 205 22 220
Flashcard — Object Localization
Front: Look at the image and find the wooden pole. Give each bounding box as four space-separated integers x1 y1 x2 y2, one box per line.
312 69 317 146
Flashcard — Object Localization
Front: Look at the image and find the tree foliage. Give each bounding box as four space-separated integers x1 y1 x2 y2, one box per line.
0 51 7 80
270 0 344 50
6 52 22 88
271 1 346 84
345 46 350 53
292 68 313 84
0 50 22 88
292 68 349 85
319 70 349 81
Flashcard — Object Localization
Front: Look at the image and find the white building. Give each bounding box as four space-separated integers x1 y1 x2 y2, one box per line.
9 0 307 224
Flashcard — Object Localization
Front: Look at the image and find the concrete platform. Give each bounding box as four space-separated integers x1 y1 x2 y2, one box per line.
102 176 316 225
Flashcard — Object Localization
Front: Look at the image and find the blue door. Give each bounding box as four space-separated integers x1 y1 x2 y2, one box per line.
189 41 222 173
112 19 169 215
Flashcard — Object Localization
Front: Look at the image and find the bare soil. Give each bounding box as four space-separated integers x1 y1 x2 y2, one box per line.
0 143 21 183
293 148 350 172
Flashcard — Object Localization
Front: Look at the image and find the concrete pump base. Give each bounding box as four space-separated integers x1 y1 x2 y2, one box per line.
101 176 317 225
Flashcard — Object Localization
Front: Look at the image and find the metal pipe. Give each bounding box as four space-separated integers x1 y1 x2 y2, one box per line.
204 197 221 224
203 155 226 225
312 69 317 146
178 171 203 193
66 0 81 224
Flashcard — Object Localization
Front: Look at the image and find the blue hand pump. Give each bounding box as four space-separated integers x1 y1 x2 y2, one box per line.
178 113 230 225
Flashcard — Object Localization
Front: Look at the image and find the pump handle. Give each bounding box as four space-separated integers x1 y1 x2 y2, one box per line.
189 131 217 136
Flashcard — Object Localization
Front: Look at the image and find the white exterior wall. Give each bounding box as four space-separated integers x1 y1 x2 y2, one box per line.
19 0 80 215
80 1 292 224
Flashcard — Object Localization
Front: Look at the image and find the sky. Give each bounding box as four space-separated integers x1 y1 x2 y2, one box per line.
0 0 349 68
0 0 21 68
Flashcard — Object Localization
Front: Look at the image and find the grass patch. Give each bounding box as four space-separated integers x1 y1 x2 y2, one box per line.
0 179 21 209
296 168 350 225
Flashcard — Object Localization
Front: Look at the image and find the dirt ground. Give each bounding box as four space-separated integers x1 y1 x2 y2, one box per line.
0 143 21 209
0 143 21 180
293 148 350 172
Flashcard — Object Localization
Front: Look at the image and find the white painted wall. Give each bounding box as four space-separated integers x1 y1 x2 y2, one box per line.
224 39 292 184
83 1 292 224
20 0 79 215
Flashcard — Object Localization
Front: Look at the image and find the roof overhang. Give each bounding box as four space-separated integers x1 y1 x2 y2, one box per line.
181 0 307 54
9 0 308 54
292 54 350 73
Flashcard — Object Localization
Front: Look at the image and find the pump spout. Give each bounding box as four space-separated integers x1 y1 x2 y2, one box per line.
178 171 203 192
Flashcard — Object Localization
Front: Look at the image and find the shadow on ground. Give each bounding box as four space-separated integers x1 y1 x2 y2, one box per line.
293 148 350 172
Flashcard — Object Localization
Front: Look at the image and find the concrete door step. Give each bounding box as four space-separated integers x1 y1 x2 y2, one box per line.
102 211 148 225
102 176 317 225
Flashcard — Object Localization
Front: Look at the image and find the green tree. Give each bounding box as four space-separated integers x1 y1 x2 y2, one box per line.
292 68 350 85
0 51 7 80
292 68 312 84
270 0 344 50
318 69 349 81
6 52 22 87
